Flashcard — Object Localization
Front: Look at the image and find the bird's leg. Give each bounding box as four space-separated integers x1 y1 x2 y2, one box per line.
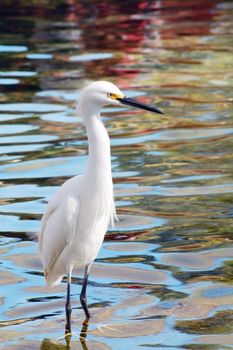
80 264 91 319
65 269 72 335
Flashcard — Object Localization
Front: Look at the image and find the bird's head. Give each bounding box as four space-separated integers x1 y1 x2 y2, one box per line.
76 81 164 118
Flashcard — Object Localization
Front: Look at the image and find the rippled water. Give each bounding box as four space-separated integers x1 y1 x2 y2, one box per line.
1 1 233 349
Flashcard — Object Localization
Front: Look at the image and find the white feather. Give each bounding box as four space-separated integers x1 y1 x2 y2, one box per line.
39 81 122 286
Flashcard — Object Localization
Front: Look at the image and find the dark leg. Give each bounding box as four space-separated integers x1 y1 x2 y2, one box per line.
80 264 91 319
65 270 72 335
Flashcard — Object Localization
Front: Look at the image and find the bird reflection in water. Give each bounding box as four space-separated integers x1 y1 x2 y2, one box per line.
79 319 89 350
40 319 90 350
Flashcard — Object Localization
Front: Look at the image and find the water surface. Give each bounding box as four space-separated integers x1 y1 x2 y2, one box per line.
0 1 233 349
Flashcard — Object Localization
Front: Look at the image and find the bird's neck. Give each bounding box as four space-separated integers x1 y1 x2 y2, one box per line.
84 115 111 178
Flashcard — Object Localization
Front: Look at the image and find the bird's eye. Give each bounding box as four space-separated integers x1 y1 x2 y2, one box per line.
107 93 113 98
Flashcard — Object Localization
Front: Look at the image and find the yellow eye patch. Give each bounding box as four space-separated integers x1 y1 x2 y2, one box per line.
108 92 124 100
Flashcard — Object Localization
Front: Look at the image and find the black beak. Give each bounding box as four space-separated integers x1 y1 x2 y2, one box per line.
117 96 164 115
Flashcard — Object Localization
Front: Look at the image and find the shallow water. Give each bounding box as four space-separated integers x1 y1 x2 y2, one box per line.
0 0 233 349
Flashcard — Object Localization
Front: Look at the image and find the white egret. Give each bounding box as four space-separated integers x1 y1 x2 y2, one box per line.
38 81 163 333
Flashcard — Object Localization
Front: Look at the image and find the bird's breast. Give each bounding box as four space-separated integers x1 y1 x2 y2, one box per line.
70 200 112 266
70 175 114 262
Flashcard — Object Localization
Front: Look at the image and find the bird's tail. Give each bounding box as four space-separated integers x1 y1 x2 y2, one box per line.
44 269 64 287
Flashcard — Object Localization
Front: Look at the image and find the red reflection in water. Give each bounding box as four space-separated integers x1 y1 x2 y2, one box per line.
62 0 219 84
2 0 222 86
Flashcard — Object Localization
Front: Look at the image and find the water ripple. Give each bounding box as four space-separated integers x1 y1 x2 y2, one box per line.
0 1 233 349
0 103 66 113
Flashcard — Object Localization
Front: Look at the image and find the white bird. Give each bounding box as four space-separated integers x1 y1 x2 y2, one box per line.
38 81 163 333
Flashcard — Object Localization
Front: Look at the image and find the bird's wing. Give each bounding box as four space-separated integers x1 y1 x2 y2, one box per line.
38 175 82 252
39 201 56 251
39 192 80 283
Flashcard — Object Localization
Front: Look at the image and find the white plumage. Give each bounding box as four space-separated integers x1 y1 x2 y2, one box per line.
38 81 163 332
